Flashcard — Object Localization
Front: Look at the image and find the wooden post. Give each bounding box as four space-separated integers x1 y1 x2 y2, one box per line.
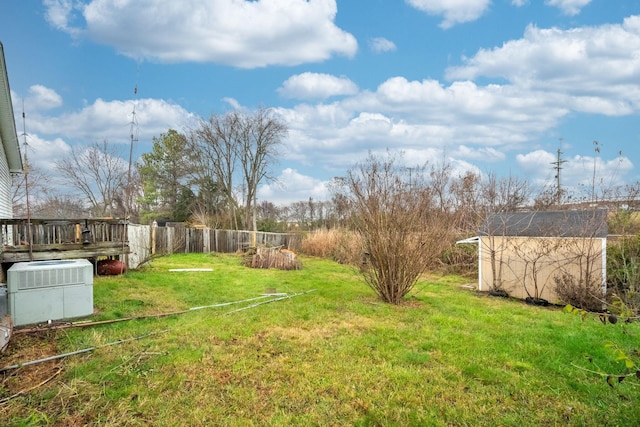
167 227 174 255
151 221 157 255
203 228 210 253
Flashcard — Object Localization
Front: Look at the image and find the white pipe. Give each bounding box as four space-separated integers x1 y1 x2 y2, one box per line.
1 329 169 373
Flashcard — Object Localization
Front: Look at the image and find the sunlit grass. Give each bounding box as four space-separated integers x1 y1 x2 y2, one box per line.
2 253 639 426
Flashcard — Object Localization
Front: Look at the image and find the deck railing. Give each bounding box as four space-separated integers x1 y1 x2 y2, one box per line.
0 218 129 263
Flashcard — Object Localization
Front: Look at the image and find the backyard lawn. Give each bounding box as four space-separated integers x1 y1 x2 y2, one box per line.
1 252 639 426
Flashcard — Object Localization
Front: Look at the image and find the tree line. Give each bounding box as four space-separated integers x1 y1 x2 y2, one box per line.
13 107 288 231
12 107 640 239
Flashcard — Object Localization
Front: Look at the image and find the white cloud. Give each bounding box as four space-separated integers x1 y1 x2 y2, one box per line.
369 37 397 53
511 0 528 6
23 97 194 147
222 97 242 110
258 168 329 205
515 149 633 194
278 73 359 100
406 0 492 29
446 17 640 115
274 74 573 176
516 150 556 176
45 0 357 68
374 77 567 131
43 0 80 35
22 133 71 173
545 0 591 16
564 153 633 189
25 85 63 111
454 145 506 162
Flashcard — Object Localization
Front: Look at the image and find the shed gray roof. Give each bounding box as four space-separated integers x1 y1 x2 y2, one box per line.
480 210 608 238
0 41 23 174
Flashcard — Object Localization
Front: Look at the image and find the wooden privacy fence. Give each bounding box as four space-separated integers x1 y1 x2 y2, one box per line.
127 223 302 269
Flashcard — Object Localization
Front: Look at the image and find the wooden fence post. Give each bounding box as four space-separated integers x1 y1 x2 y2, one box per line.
151 221 157 255
167 227 174 255
204 228 210 253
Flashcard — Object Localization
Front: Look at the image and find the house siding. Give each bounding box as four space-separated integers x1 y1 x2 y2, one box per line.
0 134 11 219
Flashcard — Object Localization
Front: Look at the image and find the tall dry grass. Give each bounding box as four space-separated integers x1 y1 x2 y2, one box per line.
300 228 363 265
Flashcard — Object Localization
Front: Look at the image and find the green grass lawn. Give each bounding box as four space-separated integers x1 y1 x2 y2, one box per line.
2 253 639 426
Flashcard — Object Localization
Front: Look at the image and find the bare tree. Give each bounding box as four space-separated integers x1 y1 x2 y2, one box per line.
55 140 129 217
429 160 453 213
238 107 287 231
481 173 529 213
326 177 353 228
30 194 89 218
190 107 287 231
114 168 142 223
337 151 453 304
190 112 241 228
11 158 53 217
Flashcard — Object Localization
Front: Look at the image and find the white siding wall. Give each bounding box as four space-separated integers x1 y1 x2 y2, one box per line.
0 136 12 219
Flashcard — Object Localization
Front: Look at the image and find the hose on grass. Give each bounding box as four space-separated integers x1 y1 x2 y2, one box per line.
1 290 317 373
0 329 170 373
14 294 277 335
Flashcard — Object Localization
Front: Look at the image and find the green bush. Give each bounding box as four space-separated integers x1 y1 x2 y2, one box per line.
607 235 640 315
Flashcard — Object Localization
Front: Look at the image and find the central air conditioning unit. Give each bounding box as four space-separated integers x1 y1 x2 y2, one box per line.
7 259 94 327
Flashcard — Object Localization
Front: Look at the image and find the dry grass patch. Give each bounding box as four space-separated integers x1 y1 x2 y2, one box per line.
266 315 377 344
300 228 363 264
1 333 61 395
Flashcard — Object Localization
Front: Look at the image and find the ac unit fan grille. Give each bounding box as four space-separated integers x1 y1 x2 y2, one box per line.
16 267 86 290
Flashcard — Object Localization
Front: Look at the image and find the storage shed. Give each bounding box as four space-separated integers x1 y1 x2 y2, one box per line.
468 210 608 305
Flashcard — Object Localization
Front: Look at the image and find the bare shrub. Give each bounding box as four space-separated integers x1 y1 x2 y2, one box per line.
335 152 454 304
554 272 604 312
440 243 477 276
333 230 363 265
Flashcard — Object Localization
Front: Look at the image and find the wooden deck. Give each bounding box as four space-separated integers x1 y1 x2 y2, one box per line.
0 218 129 263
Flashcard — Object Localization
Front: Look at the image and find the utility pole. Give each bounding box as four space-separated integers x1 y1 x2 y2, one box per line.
551 148 567 207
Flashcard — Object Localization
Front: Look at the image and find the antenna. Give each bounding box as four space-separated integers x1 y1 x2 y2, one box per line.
551 147 567 206
121 63 140 272
126 63 140 216
21 101 33 260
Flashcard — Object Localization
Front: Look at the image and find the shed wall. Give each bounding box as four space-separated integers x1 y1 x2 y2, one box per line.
479 236 605 303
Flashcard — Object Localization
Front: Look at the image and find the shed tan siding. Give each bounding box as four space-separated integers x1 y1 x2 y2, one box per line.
479 235 605 303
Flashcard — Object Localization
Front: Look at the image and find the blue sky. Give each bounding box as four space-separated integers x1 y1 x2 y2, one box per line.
1 0 639 205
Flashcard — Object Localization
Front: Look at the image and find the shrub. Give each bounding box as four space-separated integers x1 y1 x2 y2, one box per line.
606 235 640 317
607 235 640 298
440 242 477 276
554 272 604 312
335 152 454 304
